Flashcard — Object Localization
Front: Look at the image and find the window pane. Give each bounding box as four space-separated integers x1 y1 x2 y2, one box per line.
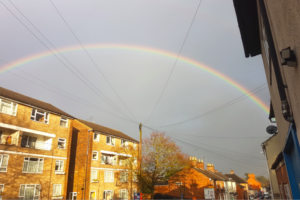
106 137 110 144
38 161 43 173
19 185 25 196
25 187 35 200
23 161 28 172
53 185 61 196
60 120 67 127
28 161 38 172
2 155 8 167
0 100 12 114
36 113 45 123
93 152 97 160
35 185 40 195
111 138 115 145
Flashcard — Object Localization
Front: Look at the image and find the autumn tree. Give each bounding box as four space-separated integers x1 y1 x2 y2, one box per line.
141 132 189 199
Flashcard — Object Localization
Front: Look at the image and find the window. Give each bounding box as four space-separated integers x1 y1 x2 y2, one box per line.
0 155 9 172
133 172 138 182
119 156 129 166
55 160 64 171
92 152 98 160
106 136 115 146
21 135 37 149
121 140 128 148
120 189 128 200
19 184 40 200
58 138 66 149
0 184 4 195
22 157 44 173
53 184 62 197
104 171 114 182
90 191 96 200
104 191 113 200
91 170 98 182
30 109 49 124
94 133 100 141
120 171 128 183
60 117 68 128
101 154 117 165
133 143 137 150
0 99 17 116
134 157 137 165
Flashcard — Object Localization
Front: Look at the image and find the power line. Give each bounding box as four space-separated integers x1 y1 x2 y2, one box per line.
164 132 269 139
1 1 134 122
49 0 138 123
0 59 138 125
143 125 266 160
158 83 268 127
144 0 203 124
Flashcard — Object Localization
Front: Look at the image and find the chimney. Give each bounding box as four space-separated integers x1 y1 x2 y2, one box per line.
196 159 204 169
230 170 234 174
190 156 197 167
207 163 215 172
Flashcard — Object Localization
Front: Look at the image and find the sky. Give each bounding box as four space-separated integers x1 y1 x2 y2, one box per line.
0 0 273 177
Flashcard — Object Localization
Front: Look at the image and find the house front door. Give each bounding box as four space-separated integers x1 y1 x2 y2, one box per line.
104 191 113 200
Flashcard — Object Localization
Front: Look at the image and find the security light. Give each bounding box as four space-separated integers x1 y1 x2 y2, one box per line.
280 47 297 67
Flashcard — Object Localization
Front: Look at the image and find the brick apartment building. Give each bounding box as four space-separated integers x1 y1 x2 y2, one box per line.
154 158 237 200
0 87 74 199
68 119 139 200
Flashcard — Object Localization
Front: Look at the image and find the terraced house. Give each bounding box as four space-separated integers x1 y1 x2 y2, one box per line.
68 119 139 200
0 87 74 200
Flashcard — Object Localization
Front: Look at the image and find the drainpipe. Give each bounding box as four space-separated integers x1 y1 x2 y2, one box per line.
84 129 93 200
258 0 294 123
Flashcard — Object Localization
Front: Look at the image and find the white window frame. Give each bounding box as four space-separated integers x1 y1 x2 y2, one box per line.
121 140 128 148
60 117 68 128
106 136 115 146
55 160 64 172
133 143 137 149
120 189 128 200
175 182 182 185
91 170 98 182
22 157 44 173
120 171 128 183
104 171 114 183
0 155 9 172
94 133 100 141
90 191 96 200
132 171 138 182
0 184 4 194
104 190 113 200
30 108 50 124
19 184 41 200
133 157 137 165
0 98 17 116
58 138 66 149
52 184 62 197
92 151 98 160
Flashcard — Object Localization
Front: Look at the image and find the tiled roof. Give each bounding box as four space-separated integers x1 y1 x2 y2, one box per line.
225 174 247 184
0 87 74 118
77 119 139 143
193 168 224 181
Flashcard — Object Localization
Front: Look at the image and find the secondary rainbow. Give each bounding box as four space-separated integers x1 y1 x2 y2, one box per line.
0 44 269 114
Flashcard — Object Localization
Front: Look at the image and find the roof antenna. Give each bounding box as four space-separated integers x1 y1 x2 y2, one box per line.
87 116 95 123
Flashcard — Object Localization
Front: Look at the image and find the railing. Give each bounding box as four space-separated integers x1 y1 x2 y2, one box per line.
0 136 18 145
20 139 52 150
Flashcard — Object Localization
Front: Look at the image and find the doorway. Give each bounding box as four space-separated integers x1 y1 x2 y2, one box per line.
104 190 113 200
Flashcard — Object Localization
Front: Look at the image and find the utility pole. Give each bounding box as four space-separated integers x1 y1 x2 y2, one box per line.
139 123 142 193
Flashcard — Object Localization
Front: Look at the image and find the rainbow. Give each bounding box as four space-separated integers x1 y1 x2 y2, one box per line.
0 44 269 114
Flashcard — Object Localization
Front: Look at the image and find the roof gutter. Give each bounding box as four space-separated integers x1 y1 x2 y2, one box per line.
258 0 293 123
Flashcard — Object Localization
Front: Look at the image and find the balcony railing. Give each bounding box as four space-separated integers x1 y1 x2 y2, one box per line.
0 136 51 150
20 139 52 150
0 136 18 145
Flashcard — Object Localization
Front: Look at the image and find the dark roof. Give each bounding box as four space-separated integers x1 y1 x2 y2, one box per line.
233 0 261 57
215 172 230 181
77 119 139 143
225 173 247 184
154 181 168 186
237 184 245 188
0 87 74 118
193 168 224 181
271 152 283 170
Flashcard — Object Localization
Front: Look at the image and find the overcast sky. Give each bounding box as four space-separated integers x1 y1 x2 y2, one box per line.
0 0 272 177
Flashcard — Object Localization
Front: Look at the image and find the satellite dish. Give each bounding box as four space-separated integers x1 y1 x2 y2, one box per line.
266 125 278 134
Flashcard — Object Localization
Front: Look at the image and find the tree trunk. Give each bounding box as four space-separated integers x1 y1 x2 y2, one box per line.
151 187 155 199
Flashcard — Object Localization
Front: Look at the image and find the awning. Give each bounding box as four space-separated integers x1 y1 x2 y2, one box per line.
0 122 56 138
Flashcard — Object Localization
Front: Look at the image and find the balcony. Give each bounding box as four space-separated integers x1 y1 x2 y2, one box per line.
20 137 52 150
0 135 18 146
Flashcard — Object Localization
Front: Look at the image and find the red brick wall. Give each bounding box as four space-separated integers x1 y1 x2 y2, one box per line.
237 185 245 200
